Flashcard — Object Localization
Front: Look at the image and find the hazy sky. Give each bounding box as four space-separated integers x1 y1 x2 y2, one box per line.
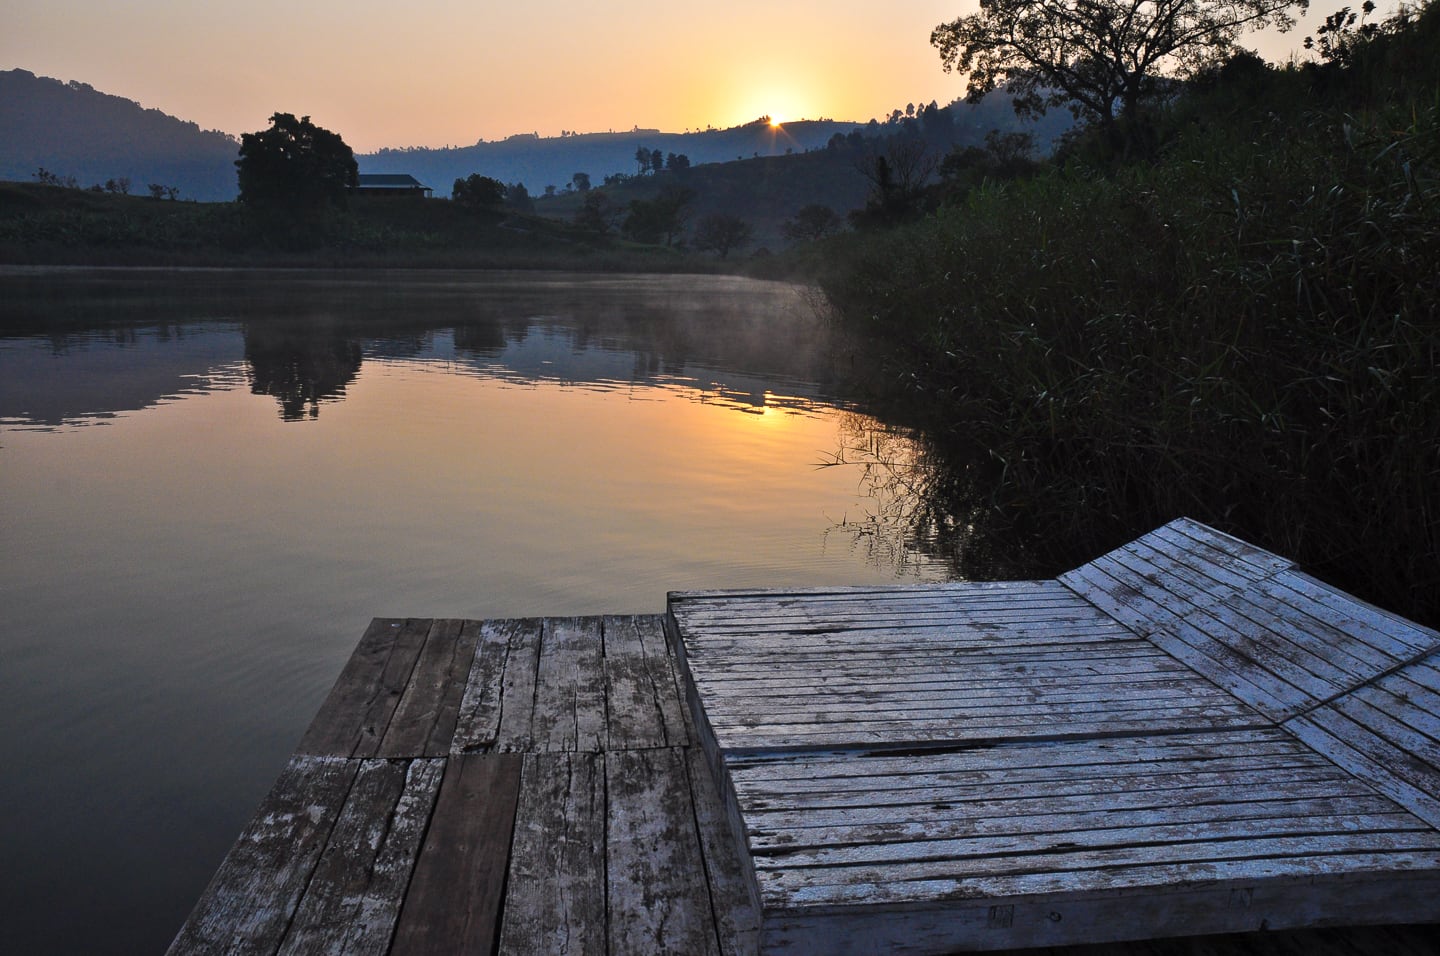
7 0 1350 153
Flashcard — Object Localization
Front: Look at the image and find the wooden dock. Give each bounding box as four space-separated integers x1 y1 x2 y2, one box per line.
169 519 1440 954
166 615 760 955
671 519 1440 953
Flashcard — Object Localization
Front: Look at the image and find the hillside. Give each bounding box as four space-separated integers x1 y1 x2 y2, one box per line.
0 69 239 201
359 119 863 197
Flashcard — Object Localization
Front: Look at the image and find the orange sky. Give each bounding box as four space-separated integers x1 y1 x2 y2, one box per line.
6 0 1357 153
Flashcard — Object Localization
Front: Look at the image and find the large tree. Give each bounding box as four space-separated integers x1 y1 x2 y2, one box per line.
693 214 754 259
932 0 1307 132
236 113 357 210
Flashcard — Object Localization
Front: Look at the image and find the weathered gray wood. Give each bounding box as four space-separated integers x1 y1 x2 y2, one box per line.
607 747 722 955
167 756 357 955
770 844 1440 908
493 617 543 753
529 617 607 752
686 745 763 956
378 619 478 758
295 619 429 757
1258 571 1438 660
451 618 515 753
499 753 605 955
759 872 1440 955
389 754 522 955
603 614 688 749
1162 517 1295 575
277 758 444 956
747 794 1402 854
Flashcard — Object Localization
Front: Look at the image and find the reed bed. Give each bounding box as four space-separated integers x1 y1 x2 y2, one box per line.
820 9 1440 624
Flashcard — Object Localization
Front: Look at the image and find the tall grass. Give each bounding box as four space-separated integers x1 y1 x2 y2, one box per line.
819 7 1440 624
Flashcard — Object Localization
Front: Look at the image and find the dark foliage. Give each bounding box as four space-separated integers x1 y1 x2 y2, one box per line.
236 113 357 211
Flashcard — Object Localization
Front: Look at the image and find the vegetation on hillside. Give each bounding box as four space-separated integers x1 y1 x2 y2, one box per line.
809 1 1440 625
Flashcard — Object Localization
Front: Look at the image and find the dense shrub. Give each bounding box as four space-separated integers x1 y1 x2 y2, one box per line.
819 2 1440 624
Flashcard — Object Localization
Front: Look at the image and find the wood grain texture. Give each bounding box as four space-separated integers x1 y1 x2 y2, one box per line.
451 618 516 754
607 747 722 956
296 619 429 757
499 752 606 955
166 756 357 955
603 614 689 750
493 618 543 753
378 619 477 758
389 753 522 955
277 759 444 956
530 617 607 752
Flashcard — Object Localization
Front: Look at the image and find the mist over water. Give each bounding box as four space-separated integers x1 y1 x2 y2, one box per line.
0 268 951 955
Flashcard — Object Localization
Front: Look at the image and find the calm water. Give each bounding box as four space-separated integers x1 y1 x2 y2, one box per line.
0 267 951 955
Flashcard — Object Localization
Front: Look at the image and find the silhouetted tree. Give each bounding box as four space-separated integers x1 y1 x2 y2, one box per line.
506 182 534 212
782 204 842 242
574 191 620 235
693 214 753 259
236 112 357 210
932 0 1307 140
650 148 665 174
452 173 507 209
571 171 592 192
665 152 691 171
622 187 695 246
854 138 935 226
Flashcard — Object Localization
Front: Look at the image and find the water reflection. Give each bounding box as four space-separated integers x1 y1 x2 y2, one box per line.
1 267 954 956
0 268 837 426
243 321 363 421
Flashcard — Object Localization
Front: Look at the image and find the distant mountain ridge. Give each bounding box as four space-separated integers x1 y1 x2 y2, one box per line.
361 120 865 197
1 69 1071 208
0 69 240 200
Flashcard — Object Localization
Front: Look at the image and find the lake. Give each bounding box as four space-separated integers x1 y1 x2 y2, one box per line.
0 267 953 955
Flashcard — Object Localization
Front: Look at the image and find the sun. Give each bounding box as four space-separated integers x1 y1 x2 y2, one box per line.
768 115 784 129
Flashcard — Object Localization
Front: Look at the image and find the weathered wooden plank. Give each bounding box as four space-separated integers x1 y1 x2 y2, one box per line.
1259 571 1439 660
729 728 1305 780
451 618 515 754
378 619 478 758
492 618 543 753
606 747 722 955
389 754 522 955
1285 705 1440 828
166 756 358 955
702 681 1249 724
603 614 688 750
530 617 607 752
738 766 1356 827
1059 559 1181 635
675 602 1123 631
747 794 1403 854
704 702 1266 752
765 833 1440 904
1146 619 1308 720
295 619 429 757
1163 517 1295 575
498 753 605 955
734 749 1342 801
687 645 1180 682
681 621 1138 656
685 745 762 956
277 758 444 956
1214 588 1400 681
759 871 1440 955
690 654 1193 693
757 810 1431 871
669 580 1050 603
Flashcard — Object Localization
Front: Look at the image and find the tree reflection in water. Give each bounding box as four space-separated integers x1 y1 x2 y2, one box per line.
242 321 363 421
